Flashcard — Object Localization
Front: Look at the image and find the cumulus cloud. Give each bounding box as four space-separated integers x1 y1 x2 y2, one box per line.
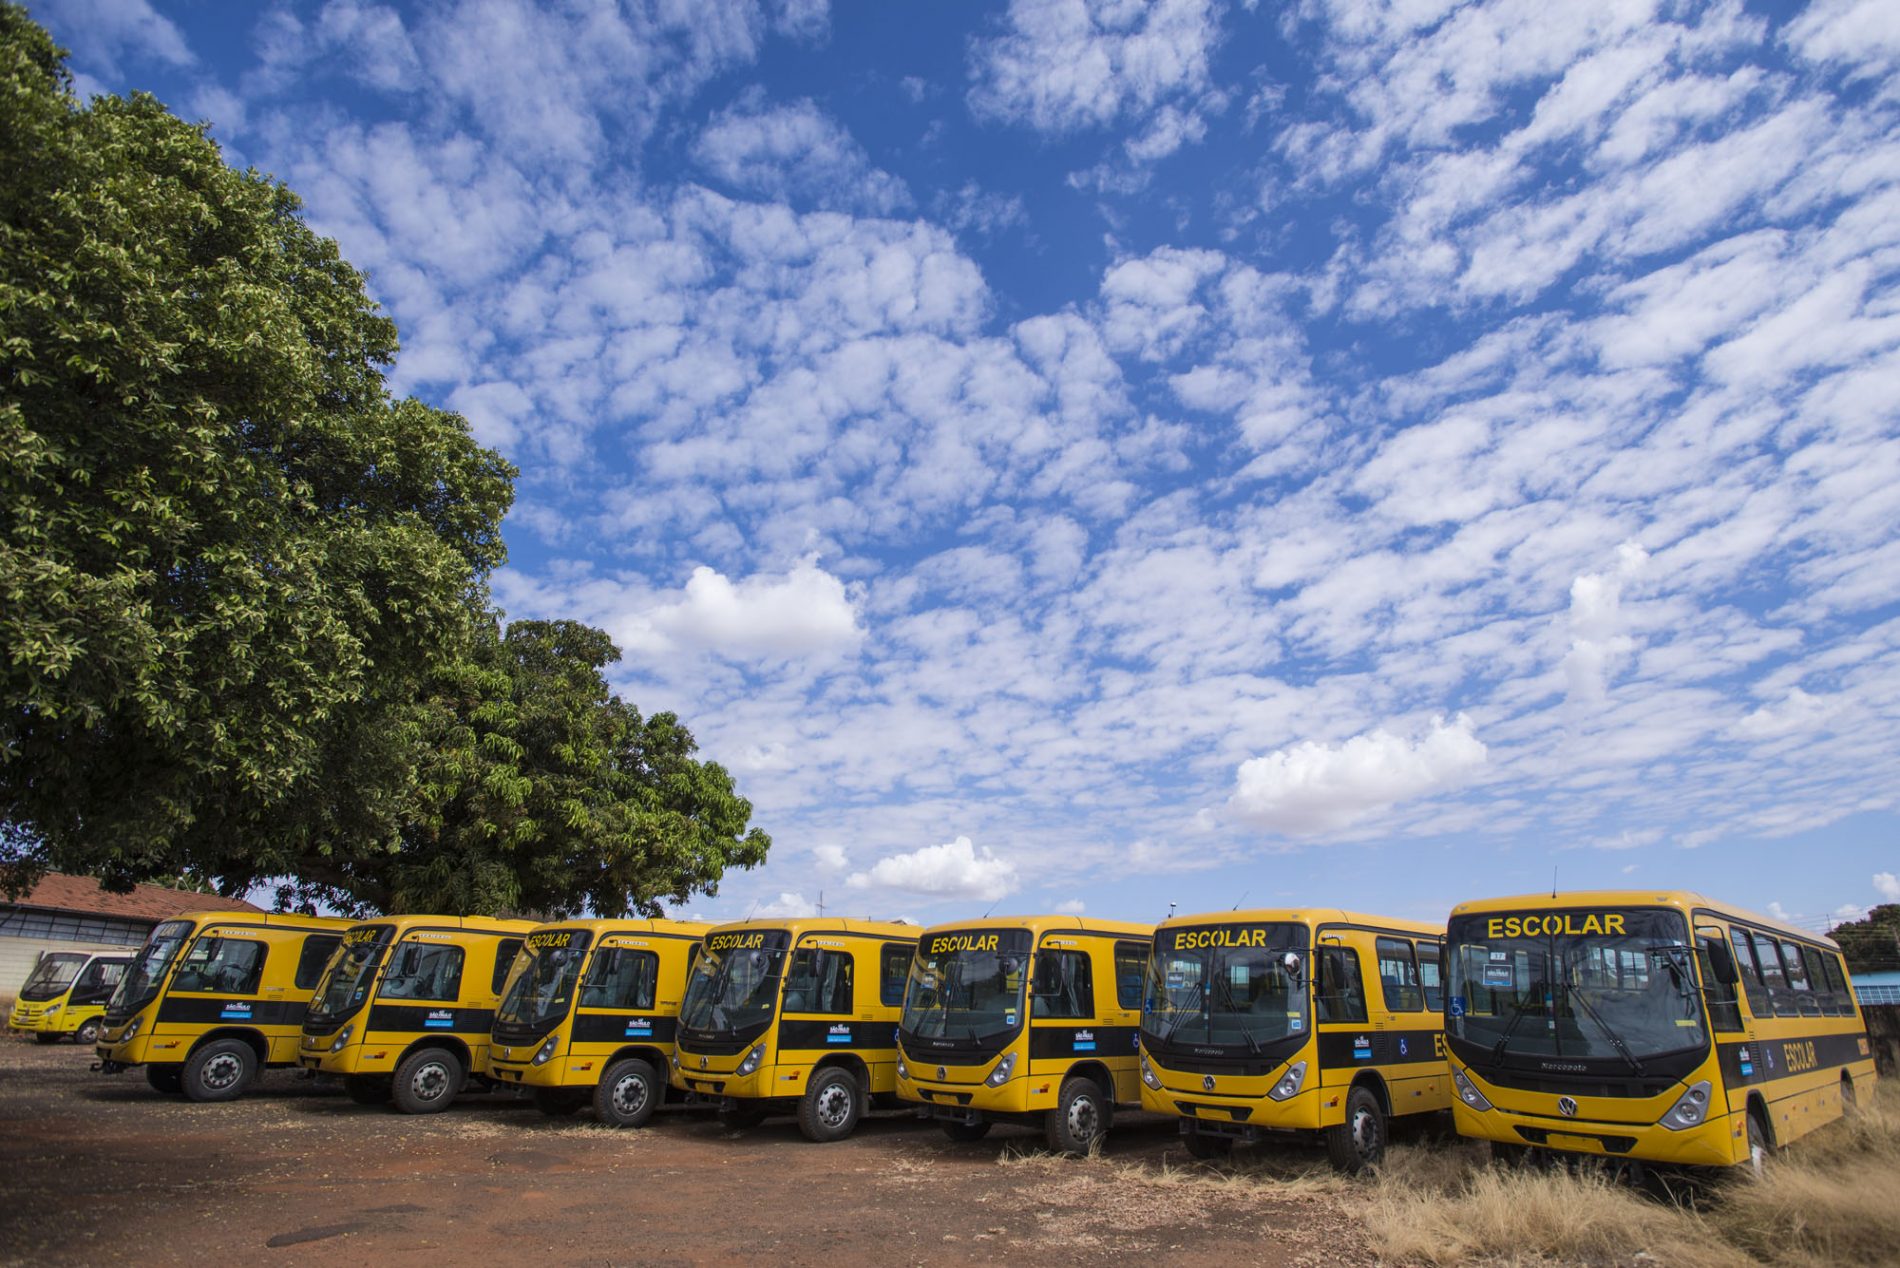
35 0 193 76
755 891 819 917
1051 898 1087 915
1229 715 1489 835
616 559 863 662
846 836 1019 901
1877 872 1900 903
1562 541 1649 703
693 97 910 214
811 843 850 872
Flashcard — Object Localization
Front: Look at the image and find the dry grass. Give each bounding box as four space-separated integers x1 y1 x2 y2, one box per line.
1355 1081 1900 1267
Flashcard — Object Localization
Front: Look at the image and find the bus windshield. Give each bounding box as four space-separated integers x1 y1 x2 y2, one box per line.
496 931 593 1031
1446 908 1708 1068
901 929 1031 1050
308 925 396 1022
1144 923 1309 1053
20 953 88 1000
679 931 788 1035
109 920 194 1015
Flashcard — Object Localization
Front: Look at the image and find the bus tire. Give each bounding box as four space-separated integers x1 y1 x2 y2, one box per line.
34 1032 62 1045
1182 1131 1230 1160
345 1075 389 1106
182 1038 256 1102
392 1047 464 1114
798 1066 862 1143
1746 1108 1773 1178
1842 1073 1859 1117
1046 1076 1111 1156
1326 1085 1386 1174
595 1059 660 1129
73 1017 103 1047
145 1064 184 1095
940 1120 992 1143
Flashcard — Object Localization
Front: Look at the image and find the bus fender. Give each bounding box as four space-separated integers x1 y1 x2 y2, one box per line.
400 1034 471 1074
1350 1071 1393 1118
188 1027 268 1066
1745 1092 1776 1148
1062 1060 1115 1102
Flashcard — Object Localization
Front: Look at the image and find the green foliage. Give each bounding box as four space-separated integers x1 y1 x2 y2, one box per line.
280 620 771 917
0 8 769 917
1833 905 1900 974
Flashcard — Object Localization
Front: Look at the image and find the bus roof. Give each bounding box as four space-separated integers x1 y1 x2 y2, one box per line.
523 916 712 939
1447 890 1839 950
339 914 540 936
1158 908 1444 938
701 917 918 942
180 911 355 932
916 915 1153 939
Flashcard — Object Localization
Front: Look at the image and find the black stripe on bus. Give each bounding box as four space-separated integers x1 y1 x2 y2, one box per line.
775 1019 901 1053
365 1003 495 1035
1715 1032 1870 1087
1315 1028 1444 1068
157 997 309 1027
1027 1024 1141 1061
570 1013 680 1045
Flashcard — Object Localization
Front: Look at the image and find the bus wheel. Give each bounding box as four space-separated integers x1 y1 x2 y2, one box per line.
1327 1086 1386 1174
34 1032 62 1045
595 1059 660 1129
941 1120 992 1143
392 1047 464 1114
1046 1076 1111 1156
73 1017 103 1046
798 1066 862 1142
183 1039 256 1102
345 1075 390 1106
145 1065 184 1095
1842 1074 1859 1117
1746 1109 1773 1179
1183 1131 1230 1161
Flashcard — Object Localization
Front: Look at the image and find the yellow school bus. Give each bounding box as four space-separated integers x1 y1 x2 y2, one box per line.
1444 890 1877 1170
896 916 1153 1153
486 917 710 1126
93 911 353 1100
670 918 919 1141
1140 908 1450 1172
9 951 132 1045
299 915 536 1113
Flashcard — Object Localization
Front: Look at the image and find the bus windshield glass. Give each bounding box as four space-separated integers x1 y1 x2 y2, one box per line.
901 929 1032 1049
679 931 788 1035
1446 908 1707 1067
20 953 88 1000
1144 923 1308 1053
308 925 396 1021
496 930 593 1031
109 920 194 1014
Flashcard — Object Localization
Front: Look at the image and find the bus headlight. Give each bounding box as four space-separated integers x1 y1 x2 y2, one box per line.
1659 1080 1711 1131
1454 1067 1492 1111
43 1003 62 1015
736 1044 765 1076
671 1052 681 1069
120 1017 142 1042
329 1025 354 1053
986 1052 1017 1087
1140 1050 1161 1091
896 1058 909 1081
532 1035 560 1066
1268 1060 1307 1101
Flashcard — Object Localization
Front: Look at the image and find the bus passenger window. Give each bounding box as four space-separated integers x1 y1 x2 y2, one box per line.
1696 936 1742 1033
173 939 266 995
1798 946 1835 1016
382 944 464 1001
1779 942 1821 1016
1728 929 1766 1014
1316 947 1367 1024
784 949 853 1014
491 939 524 994
1750 932 1789 1015
1375 937 1423 1012
1417 942 1444 1011
581 949 657 1011
880 943 912 1007
296 936 343 992
1032 951 1093 1020
1114 942 1147 1010
1820 952 1852 1017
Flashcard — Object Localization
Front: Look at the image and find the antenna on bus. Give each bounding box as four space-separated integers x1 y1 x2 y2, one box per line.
815 889 826 917
1551 863 1559 900
1165 900 1177 923
744 898 760 921
1232 891 1249 911
981 899 998 918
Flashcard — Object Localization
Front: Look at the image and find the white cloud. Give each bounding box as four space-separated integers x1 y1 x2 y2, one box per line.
811 843 850 872
1876 872 1900 903
846 836 1019 901
755 891 819 917
1229 715 1489 835
35 0 193 76
617 559 863 662
1051 898 1087 914
1563 541 1649 703
693 97 910 214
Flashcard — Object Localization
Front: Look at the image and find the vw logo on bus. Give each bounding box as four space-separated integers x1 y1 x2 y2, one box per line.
1557 1096 1578 1117
937 1066 947 1081
1203 1074 1216 1092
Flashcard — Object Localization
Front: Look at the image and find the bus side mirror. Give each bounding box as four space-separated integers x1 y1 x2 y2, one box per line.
1282 952 1304 985
1706 942 1737 986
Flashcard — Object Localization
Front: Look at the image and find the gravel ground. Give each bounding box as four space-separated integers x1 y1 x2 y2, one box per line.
0 1036 1375 1266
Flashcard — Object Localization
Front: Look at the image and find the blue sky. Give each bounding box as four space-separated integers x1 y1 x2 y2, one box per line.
34 0 1900 932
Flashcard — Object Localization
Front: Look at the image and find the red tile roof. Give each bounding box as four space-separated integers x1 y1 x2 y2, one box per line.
9 873 264 921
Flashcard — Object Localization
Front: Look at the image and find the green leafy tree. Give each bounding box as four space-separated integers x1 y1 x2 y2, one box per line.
1 10 770 915
279 619 771 917
1832 905 1900 974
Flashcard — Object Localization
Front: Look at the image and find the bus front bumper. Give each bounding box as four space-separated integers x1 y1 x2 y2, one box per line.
299 1033 398 1076
8 1002 65 1035
1451 1100 1742 1167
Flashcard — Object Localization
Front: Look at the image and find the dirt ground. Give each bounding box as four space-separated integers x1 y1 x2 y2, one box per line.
0 1038 1374 1266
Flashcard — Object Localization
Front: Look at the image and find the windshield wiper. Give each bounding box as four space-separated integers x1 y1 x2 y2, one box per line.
1490 986 1547 1065
1212 973 1263 1055
1564 984 1646 1076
